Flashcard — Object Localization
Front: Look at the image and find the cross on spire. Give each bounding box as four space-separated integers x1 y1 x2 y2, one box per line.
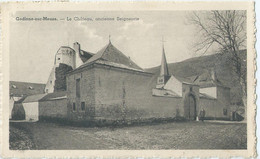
109 34 111 43
161 36 166 47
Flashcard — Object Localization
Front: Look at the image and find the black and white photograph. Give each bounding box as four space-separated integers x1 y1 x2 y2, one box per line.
1 1 256 158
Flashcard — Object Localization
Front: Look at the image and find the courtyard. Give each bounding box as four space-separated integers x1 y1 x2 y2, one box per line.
9 121 246 150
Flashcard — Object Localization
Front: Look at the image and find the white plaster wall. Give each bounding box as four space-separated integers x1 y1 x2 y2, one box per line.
62 53 75 68
9 98 14 119
55 48 75 69
45 67 55 93
73 43 83 68
23 102 39 121
164 76 182 96
200 87 217 98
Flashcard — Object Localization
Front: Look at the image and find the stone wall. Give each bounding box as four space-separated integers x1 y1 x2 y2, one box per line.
199 86 230 119
94 65 184 120
199 98 218 118
39 98 67 119
66 64 185 121
66 64 230 122
54 63 73 92
66 66 95 121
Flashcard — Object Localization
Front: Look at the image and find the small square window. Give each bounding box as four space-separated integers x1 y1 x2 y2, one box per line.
81 102 85 111
73 103 76 111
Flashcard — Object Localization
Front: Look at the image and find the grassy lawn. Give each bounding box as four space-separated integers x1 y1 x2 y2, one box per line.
9 121 246 150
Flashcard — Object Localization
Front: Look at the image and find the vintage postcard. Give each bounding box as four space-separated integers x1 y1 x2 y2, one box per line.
0 1 256 158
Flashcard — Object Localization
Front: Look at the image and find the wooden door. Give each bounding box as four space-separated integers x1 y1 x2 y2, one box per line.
185 94 196 120
188 95 196 120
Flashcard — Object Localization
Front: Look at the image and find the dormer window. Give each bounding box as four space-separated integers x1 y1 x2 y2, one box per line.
12 85 17 89
28 86 34 90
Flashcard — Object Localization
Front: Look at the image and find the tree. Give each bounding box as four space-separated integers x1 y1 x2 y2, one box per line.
187 11 247 120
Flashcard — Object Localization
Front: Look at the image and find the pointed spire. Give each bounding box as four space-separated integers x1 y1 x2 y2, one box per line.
160 45 169 76
109 34 111 43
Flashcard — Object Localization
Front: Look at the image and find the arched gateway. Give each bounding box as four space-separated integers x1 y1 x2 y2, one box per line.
184 94 197 120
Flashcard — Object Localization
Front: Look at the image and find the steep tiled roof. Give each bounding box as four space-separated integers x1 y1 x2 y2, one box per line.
39 91 67 101
173 75 198 85
22 94 47 103
85 42 143 70
10 81 45 97
79 50 94 63
160 46 169 76
199 93 216 100
75 59 150 74
193 71 227 88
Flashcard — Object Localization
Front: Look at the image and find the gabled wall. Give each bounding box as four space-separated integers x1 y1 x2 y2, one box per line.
164 76 183 96
23 102 39 121
199 87 217 98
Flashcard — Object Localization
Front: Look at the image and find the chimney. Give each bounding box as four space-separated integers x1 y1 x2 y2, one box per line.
73 42 83 68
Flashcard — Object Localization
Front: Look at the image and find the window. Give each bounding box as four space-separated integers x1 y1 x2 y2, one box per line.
223 109 227 115
12 85 17 89
28 86 34 90
81 102 85 111
57 58 60 60
50 80 52 84
76 78 80 98
73 103 76 111
45 89 48 93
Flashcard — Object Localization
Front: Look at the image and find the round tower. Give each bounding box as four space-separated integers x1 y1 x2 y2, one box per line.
45 46 76 93
55 46 76 69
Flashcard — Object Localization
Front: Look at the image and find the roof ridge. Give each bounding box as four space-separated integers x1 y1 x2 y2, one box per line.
109 43 143 70
100 42 111 57
10 81 46 85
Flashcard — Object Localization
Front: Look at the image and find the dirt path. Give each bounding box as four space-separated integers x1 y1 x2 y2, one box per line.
10 121 247 150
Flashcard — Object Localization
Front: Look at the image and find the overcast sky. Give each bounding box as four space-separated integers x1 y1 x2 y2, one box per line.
10 11 215 83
